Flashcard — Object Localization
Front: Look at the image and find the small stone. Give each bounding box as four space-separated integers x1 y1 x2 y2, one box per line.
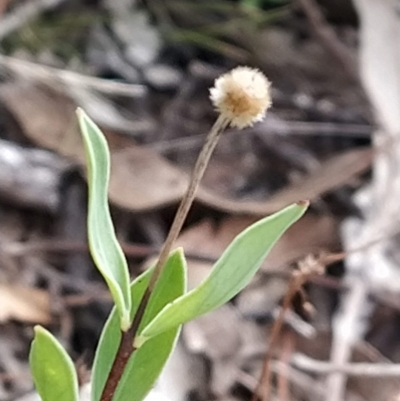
113 12 161 68
143 64 183 91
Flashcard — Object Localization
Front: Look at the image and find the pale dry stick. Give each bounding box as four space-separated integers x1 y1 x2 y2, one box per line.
0 0 66 40
273 308 316 339
271 362 326 401
238 366 325 401
0 55 146 97
291 354 400 377
326 278 370 401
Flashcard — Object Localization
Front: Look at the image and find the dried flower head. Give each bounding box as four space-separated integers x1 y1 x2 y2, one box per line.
210 66 272 129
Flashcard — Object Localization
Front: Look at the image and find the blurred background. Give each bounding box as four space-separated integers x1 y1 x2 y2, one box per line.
0 1 399 401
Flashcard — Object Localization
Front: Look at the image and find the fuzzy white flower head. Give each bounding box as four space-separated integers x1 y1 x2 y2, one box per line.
210 66 272 129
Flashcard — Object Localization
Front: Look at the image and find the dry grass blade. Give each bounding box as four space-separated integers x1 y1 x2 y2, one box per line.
0 0 67 40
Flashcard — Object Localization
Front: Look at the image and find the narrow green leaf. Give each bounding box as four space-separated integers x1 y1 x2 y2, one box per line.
136 202 307 345
91 249 187 401
30 326 79 401
77 108 131 330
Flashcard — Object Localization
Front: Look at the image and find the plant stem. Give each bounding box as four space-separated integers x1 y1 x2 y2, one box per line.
139 114 229 296
99 114 229 401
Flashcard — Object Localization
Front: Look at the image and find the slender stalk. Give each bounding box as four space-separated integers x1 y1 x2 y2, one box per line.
139 114 229 296
99 114 229 401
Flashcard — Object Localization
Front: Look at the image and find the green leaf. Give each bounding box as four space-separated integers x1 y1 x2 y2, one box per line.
77 108 131 330
91 249 187 401
136 202 307 346
29 326 79 401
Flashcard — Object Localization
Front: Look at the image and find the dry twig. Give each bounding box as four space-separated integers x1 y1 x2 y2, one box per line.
252 255 325 401
0 0 66 40
0 55 146 97
250 226 400 401
296 0 359 83
290 354 400 377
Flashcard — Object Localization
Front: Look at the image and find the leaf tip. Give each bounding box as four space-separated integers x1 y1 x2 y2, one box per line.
33 325 45 335
296 199 310 208
76 107 85 118
172 247 185 259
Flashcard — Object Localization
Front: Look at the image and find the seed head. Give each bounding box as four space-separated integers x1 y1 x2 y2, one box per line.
210 66 272 129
